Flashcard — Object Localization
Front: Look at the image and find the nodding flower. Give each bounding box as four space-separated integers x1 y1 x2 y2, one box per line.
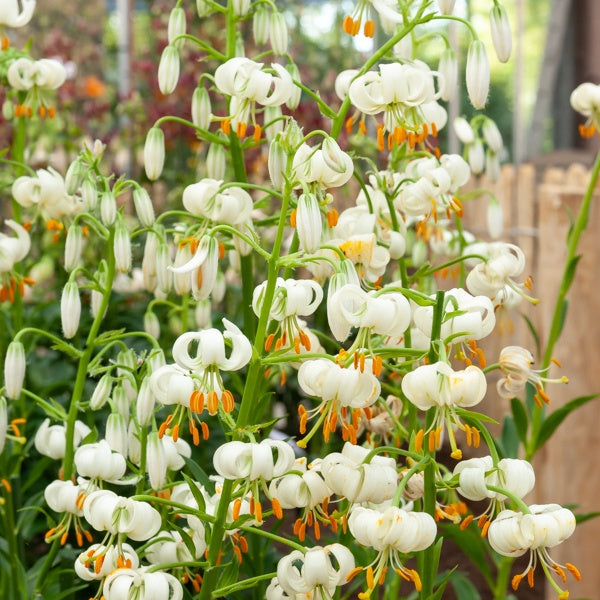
342 0 404 38
0 0 35 28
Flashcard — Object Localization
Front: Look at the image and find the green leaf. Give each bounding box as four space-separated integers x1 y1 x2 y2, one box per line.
533 394 599 452
521 314 541 359
213 559 239 598
399 287 437 306
49 340 82 359
510 398 528 443
182 472 207 514
182 455 212 490
500 415 520 458
575 511 600 525
449 571 482 600
439 523 494 586
563 255 581 291
170 522 198 560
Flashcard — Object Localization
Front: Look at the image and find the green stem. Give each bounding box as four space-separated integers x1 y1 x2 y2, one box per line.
493 556 514 600
528 148 600 458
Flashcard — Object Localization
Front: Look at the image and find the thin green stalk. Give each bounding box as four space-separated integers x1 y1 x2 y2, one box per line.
528 149 600 457
493 556 513 600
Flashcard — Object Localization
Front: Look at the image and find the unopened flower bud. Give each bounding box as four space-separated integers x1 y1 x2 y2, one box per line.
106 412 128 456
285 62 301 110
438 48 458 102
232 0 251 17
61 281 81 339
490 3 512 63
191 86 211 130
0 396 6 453
147 349 166 372
468 138 485 174
64 225 83 272
264 105 284 142
81 179 98 210
487 196 503 239
269 12 288 55
133 187 155 227
437 0 456 14
412 239 427 267
4 341 25 400
91 269 107 319
114 219 132 273
454 117 475 144
156 243 172 293
65 159 85 195
136 377 155 427
268 138 287 189
168 7 186 49
158 45 180 95
393 32 413 60
196 0 212 17
90 374 112 410
466 40 490 109
100 191 117 226
485 149 501 183
113 384 129 418
144 311 160 339
482 118 503 153
296 192 322 253
206 143 226 180
144 127 165 181
2 100 14 120
253 6 270 45
195 300 212 329
321 137 349 173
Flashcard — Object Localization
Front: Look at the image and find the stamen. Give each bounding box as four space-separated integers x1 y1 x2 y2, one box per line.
272 498 283 519
253 124 262 142
565 563 581 581
363 20 375 37
345 116 354 134
343 15 354 35
377 124 384 151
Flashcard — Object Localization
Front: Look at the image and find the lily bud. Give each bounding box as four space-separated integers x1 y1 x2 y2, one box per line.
5 341 26 400
321 137 349 174
100 191 117 226
61 281 81 339
232 0 251 17
485 149 501 183
81 179 98 210
264 105 284 142
453 116 475 144
91 269 107 319
466 40 490 109
133 187 155 227
136 377 155 427
144 311 160 339
269 12 288 55
65 159 85 195
490 3 512 63
114 219 132 273
195 299 212 329
64 225 83 272
0 396 6 454
105 413 128 457
2 100 14 120
438 48 458 101
168 7 186 49
468 138 485 174
144 127 165 181
285 63 301 110
482 118 503 153
487 196 503 239
412 239 427 267
268 138 287 189
158 45 180 95
196 0 212 17
206 143 226 180
156 243 172 293
253 5 270 45
90 374 112 410
296 193 322 253
191 86 211 130
437 0 456 14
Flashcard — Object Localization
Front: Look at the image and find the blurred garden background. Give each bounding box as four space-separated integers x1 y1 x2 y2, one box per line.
2 1 600 599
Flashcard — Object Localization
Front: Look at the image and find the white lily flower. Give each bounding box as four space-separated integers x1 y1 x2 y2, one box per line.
291 142 354 189
214 57 293 132
402 361 487 459
182 179 252 225
146 529 205 564
45 480 85 516
83 489 161 541
35 418 90 460
334 69 359 101
413 287 495 346
75 543 139 581
168 235 219 300
343 0 403 37
320 442 397 504
466 40 490 109
490 3 512 63
348 505 436 593
149 364 195 408
0 220 30 274
570 82 600 134
488 504 579 597
75 440 127 483
102 567 183 600
327 284 411 342
453 455 535 505
336 233 390 283
276 544 355 599
0 0 36 27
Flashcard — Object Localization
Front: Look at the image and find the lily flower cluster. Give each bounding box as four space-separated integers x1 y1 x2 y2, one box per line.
0 2 588 600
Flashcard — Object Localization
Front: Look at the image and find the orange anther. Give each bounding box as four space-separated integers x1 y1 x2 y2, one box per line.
200 422 209 440
233 544 242 563
359 120 367 135
460 515 474 530
366 566 375 589
363 20 375 38
345 116 354 134
253 124 262 142
221 119 231 135
415 429 425 452
377 124 385 152
343 15 354 34
272 497 283 519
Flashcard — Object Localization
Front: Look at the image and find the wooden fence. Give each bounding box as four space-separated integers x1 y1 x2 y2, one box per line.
462 163 600 600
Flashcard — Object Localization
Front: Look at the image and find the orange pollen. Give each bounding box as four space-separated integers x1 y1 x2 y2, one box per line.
415 428 425 452
363 20 375 38
221 119 231 135
460 515 474 530
345 116 354 134
343 15 354 35
327 208 339 227
233 544 243 564
272 498 283 519
512 574 524 591
346 566 363 582
290 209 297 228
527 567 535 588
377 124 385 151
236 122 247 138
359 120 367 135
1 37 9 50
253 124 262 142
366 566 375 589
207 391 219 415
